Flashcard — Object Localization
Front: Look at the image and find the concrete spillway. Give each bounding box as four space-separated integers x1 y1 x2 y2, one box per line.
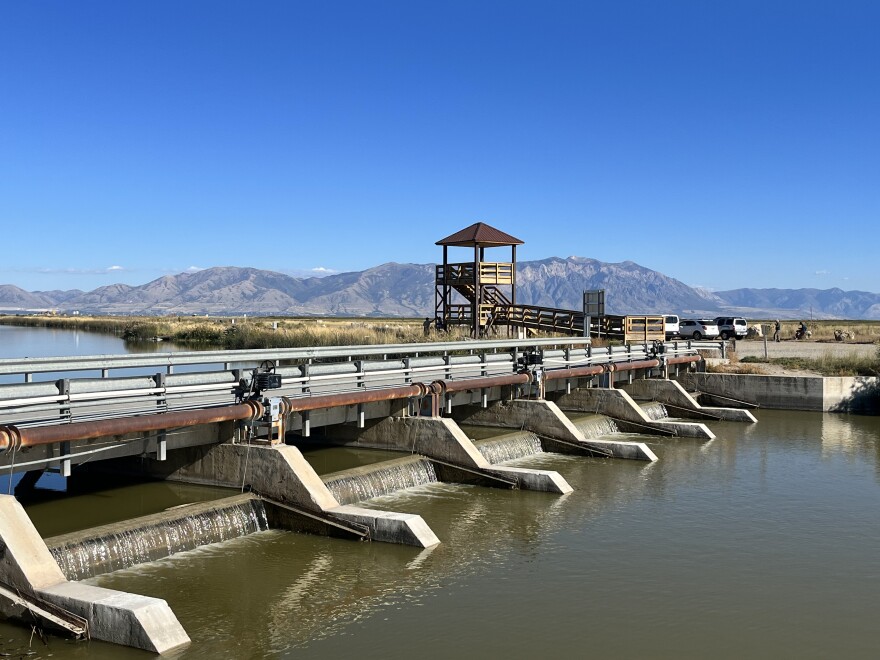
47 494 269 580
473 431 544 464
322 456 440 505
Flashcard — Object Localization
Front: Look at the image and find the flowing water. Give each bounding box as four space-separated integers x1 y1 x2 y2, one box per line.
470 430 544 464
569 413 620 438
322 457 439 505
48 497 269 580
640 401 669 420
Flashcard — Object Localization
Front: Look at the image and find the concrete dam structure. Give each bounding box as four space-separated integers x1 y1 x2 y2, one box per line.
0 336 758 653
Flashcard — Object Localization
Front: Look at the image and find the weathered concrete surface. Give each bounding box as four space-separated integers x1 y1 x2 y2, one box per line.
330 506 440 547
623 379 757 422
329 416 572 494
680 373 880 413
455 399 658 461
0 496 190 654
125 444 440 548
550 389 715 440
39 582 190 654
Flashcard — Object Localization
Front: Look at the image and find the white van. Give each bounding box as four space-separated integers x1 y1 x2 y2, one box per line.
664 315 680 339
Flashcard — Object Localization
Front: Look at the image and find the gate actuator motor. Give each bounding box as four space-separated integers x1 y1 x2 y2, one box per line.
235 361 286 444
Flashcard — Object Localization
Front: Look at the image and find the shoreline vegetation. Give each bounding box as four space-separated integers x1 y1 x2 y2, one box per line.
2 315 879 375
0 314 476 350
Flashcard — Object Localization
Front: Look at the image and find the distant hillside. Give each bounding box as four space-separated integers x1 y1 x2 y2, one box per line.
2 259 878 319
716 288 880 320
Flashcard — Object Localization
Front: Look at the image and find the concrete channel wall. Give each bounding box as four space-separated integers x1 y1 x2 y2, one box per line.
680 373 880 413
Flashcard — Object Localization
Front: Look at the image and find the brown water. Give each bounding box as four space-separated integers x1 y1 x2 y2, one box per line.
4 409 880 659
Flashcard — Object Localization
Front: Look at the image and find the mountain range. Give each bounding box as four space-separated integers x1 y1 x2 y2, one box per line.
2 257 879 319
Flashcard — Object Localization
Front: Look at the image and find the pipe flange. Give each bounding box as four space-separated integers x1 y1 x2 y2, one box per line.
0 426 22 454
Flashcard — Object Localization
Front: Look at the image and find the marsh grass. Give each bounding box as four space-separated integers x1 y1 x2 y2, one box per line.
741 352 880 377
754 320 880 343
0 315 475 350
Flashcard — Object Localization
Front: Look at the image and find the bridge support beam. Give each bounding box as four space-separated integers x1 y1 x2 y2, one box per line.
549 388 716 440
117 443 440 549
451 399 658 461
0 496 190 654
327 416 572 494
622 379 757 422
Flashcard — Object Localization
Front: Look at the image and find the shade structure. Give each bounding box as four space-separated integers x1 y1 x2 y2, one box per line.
436 222 524 248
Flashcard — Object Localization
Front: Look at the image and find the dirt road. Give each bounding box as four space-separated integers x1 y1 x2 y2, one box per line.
734 340 877 360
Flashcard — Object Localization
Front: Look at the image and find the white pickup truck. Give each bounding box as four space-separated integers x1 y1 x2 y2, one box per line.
664 315 680 340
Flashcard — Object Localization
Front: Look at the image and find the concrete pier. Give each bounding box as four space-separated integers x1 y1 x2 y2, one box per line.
549 388 715 440
326 415 573 494
453 399 659 461
623 379 757 422
0 496 190 654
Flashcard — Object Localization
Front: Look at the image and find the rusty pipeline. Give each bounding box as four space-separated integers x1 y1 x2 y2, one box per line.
282 383 428 413
543 364 605 381
606 359 661 372
430 372 532 395
666 355 702 366
0 400 264 453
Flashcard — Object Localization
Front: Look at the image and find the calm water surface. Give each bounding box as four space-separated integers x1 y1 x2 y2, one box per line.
1 327 879 658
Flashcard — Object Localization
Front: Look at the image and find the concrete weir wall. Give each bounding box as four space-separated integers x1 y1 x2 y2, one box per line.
452 399 658 461
549 388 715 440
680 373 880 413
138 443 441 549
622 379 757 423
327 415 573 494
0 496 190 654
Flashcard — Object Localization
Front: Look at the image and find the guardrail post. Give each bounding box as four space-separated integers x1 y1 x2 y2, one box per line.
301 363 310 437
24 372 32 383
101 368 109 379
154 373 166 410
355 360 365 428
60 441 71 477
58 379 70 423
166 365 174 375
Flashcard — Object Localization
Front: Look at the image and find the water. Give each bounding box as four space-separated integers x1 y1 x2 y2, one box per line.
322 457 439 505
48 497 269 580
0 323 209 385
569 413 620 438
641 401 669 420
2 328 880 658
471 430 544 464
81 411 880 659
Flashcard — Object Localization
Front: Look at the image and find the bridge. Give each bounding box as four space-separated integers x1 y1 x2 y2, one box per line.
0 336 751 653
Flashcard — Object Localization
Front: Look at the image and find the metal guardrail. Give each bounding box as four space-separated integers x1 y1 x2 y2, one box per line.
0 338 715 428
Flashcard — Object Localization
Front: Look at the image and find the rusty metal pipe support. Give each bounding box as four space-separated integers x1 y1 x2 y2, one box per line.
0 400 264 453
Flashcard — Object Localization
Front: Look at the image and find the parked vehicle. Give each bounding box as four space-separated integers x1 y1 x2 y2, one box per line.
714 317 748 340
663 314 680 340
679 319 720 340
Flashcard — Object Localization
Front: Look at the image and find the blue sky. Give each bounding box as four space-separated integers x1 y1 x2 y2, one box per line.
1 1 877 294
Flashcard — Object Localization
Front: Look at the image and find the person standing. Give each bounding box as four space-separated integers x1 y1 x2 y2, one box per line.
774 319 781 342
